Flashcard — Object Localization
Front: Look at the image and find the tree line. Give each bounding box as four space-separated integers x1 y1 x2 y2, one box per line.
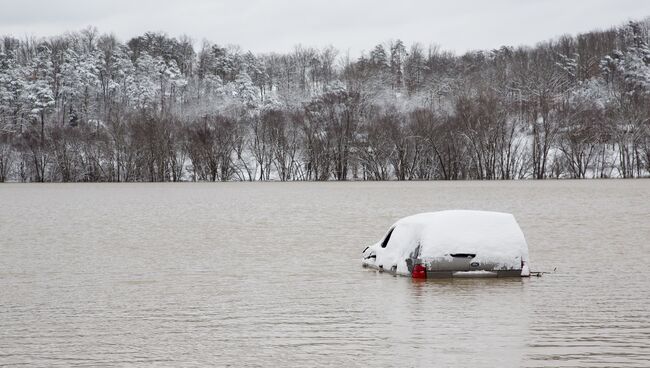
0 20 649 182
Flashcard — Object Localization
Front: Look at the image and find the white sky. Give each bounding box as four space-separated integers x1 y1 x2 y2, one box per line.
0 0 649 56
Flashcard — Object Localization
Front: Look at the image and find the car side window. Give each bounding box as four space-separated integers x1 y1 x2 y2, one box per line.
380 227 395 248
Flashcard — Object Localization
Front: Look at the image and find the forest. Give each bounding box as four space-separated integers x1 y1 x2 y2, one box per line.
0 19 649 182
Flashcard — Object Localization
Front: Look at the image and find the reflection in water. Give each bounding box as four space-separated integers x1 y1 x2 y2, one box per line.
0 181 649 367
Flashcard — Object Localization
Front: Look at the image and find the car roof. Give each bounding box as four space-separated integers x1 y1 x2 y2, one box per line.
391 210 529 260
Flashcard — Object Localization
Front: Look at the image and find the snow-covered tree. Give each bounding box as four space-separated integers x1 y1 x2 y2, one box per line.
0 19 648 181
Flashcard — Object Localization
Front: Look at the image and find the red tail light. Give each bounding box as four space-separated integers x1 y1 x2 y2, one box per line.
412 264 427 279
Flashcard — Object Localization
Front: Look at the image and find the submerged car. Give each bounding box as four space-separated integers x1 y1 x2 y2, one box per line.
362 210 530 278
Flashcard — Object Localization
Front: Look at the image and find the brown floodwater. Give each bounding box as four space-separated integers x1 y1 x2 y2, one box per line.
1 180 649 367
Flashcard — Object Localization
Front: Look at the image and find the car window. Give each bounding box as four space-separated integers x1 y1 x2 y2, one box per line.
380 227 395 248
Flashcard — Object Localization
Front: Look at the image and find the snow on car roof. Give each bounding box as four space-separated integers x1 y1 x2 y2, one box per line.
391 210 529 260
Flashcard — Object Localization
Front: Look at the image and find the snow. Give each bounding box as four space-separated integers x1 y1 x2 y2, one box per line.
363 210 530 276
452 270 498 277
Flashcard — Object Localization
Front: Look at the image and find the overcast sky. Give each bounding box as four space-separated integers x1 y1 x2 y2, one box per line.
1 0 649 56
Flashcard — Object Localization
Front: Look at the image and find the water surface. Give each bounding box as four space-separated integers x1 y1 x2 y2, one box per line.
1 181 649 367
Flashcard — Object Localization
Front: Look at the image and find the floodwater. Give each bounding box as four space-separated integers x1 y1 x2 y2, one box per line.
1 180 649 367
